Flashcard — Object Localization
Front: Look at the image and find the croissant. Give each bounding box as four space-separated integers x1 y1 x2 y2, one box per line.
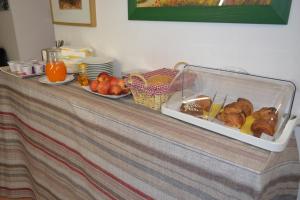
236 98 253 117
217 98 253 128
251 107 278 137
251 119 276 137
252 107 278 123
217 112 246 129
223 102 243 114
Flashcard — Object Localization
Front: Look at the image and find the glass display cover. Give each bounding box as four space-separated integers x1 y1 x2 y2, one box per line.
162 64 297 151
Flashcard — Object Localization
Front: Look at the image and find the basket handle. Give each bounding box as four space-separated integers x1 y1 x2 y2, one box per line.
173 62 189 70
128 73 148 87
168 62 189 87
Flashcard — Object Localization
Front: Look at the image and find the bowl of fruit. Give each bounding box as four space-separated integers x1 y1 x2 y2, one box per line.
82 72 130 99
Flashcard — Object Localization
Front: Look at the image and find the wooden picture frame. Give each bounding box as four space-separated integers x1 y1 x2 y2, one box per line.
128 0 292 24
50 0 96 27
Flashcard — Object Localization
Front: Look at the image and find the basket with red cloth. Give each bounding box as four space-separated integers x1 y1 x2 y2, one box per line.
126 62 187 110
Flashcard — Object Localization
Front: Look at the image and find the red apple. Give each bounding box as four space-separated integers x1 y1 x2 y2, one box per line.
121 87 130 94
89 80 99 92
97 81 110 95
98 72 109 77
109 76 119 87
97 72 111 83
109 85 122 95
117 79 126 89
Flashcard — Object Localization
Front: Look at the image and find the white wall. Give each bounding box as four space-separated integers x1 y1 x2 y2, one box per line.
54 0 300 114
0 0 55 61
9 0 55 60
0 9 19 59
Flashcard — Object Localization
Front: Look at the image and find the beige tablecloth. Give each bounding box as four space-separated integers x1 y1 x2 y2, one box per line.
0 71 299 200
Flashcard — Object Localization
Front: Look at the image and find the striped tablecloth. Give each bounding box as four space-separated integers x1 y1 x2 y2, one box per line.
0 72 299 200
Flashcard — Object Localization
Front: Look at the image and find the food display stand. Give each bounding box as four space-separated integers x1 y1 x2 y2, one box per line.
162 65 298 152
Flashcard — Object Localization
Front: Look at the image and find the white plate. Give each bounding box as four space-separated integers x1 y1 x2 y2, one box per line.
83 56 113 64
38 75 75 85
82 86 130 99
0 66 44 78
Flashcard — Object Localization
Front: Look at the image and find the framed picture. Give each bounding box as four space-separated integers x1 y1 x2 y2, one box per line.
128 0 292 24
0 0 9 11
50 0 96 27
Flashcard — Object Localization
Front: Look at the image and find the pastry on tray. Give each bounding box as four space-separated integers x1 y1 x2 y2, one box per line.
251 107 278 137
252 107 278 122
217 111 246 129
235 98 254 117
216 98 253 129
251 120 276 137
180 95 212 118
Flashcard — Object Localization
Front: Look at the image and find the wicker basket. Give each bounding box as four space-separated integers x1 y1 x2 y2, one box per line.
126 62 187 110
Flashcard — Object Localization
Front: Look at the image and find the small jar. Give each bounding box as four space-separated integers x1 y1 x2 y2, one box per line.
77 63 89 86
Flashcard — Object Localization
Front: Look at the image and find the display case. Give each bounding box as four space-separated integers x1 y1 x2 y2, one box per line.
161 64 299 152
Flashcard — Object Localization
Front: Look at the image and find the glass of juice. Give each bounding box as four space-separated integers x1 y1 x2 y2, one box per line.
45 48 66 82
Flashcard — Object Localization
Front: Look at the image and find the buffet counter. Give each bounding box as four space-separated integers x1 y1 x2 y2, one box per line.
0 71 299 200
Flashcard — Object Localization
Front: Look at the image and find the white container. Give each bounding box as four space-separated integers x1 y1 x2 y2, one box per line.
7 61 16 72
15 63 23 74
161 64 298 152
22 64 33 75
33 64 44 74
